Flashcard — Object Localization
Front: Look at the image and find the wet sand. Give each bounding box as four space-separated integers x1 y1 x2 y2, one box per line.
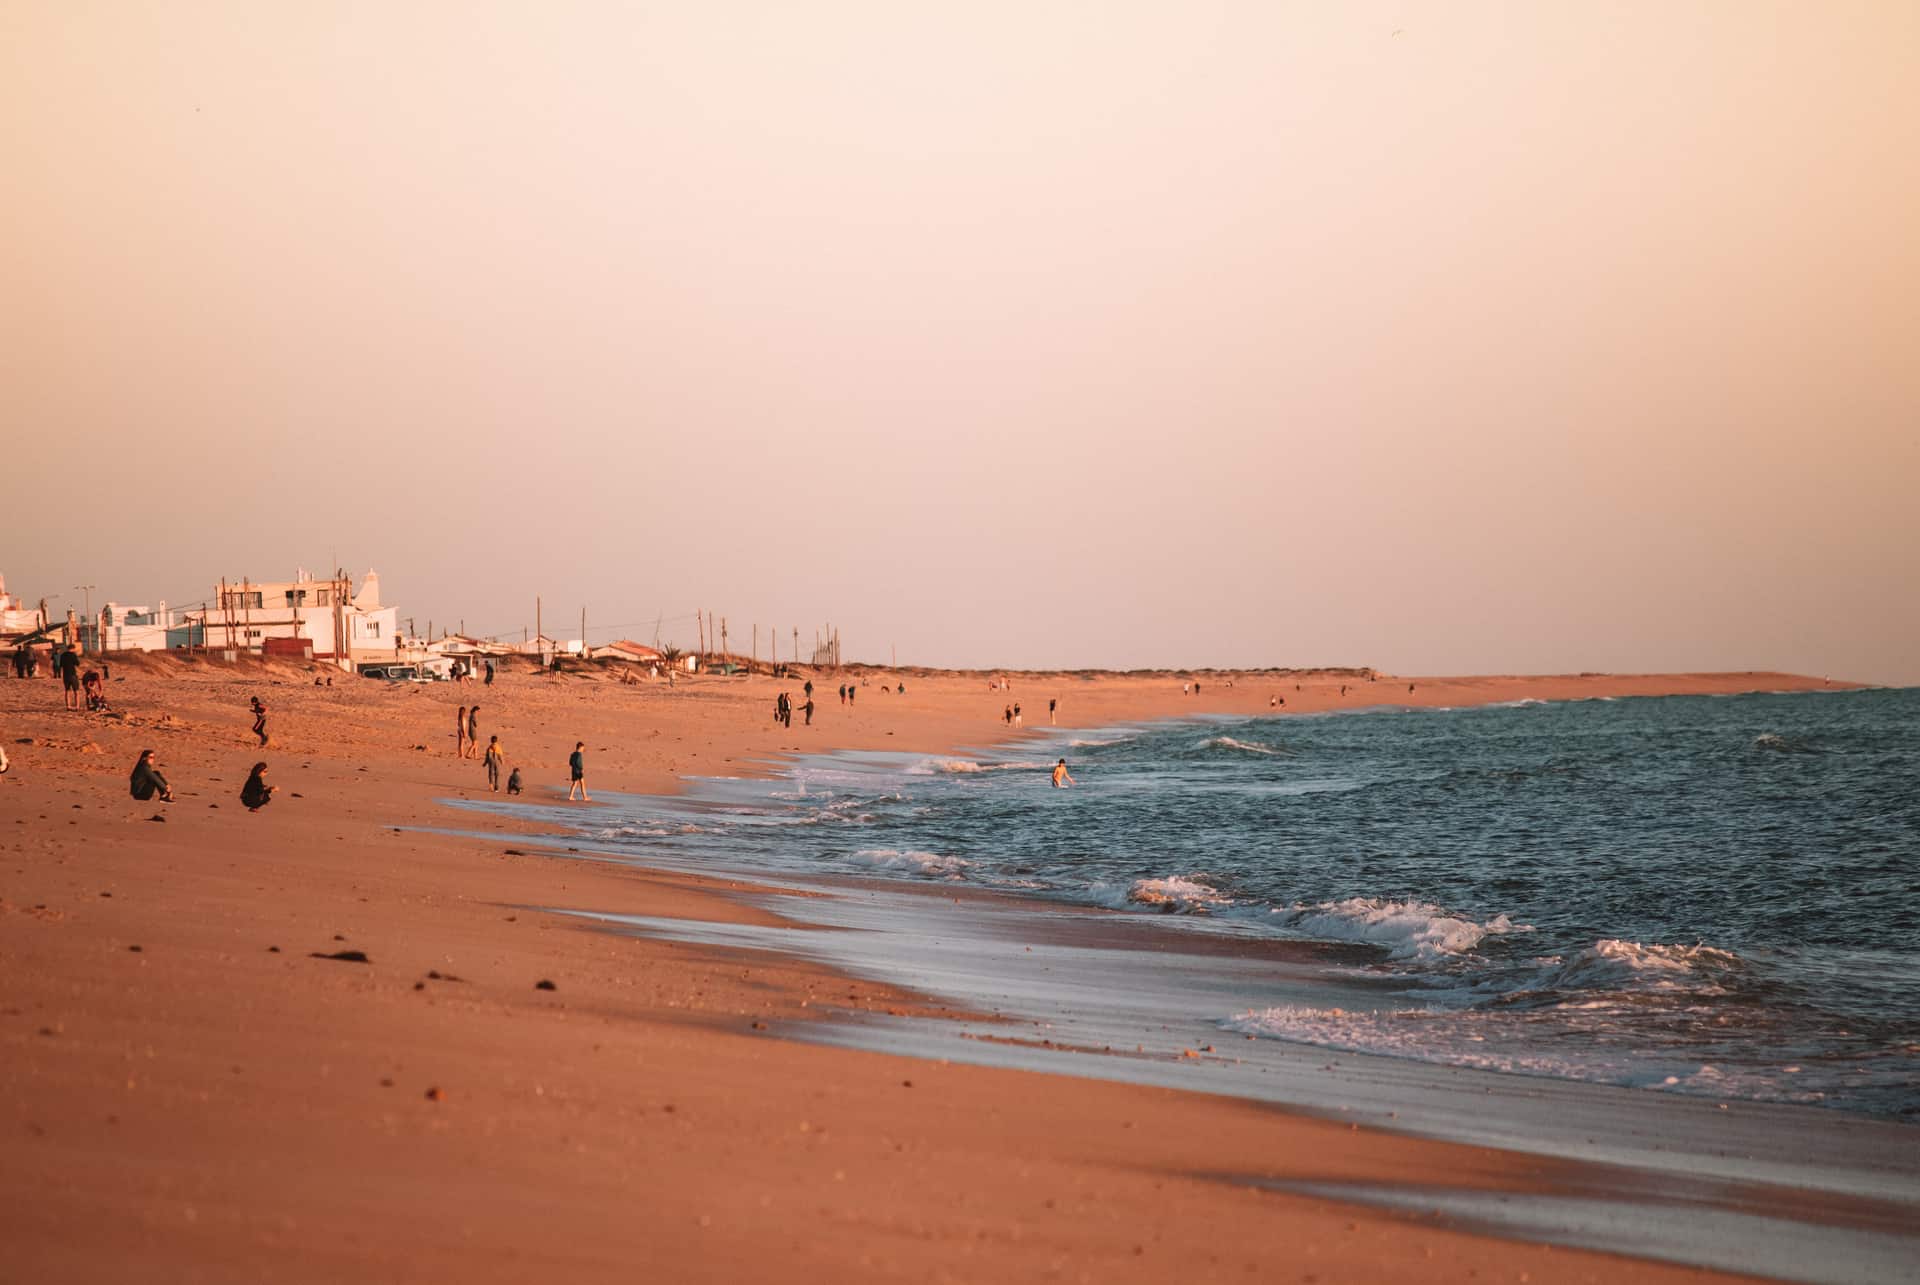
0 657 1861 1282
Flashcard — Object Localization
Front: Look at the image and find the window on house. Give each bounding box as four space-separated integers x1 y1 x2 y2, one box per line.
316 589 330 606
365 621 381 638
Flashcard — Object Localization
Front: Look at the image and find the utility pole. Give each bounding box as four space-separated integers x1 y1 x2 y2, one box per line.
581 605 586 656
721 618 728 659
536 597 543 661
753 624 758 665
793 627 799 665
72 585 95 651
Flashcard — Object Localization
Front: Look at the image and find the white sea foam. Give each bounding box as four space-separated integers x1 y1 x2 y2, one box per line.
846 848 969 879
1200 735 1293 757
1223 1004 1825 1104
909 758 1048 776
596 821 703 839
1094 874 1231 913
1277 898 1529 961
1532 939 1745 994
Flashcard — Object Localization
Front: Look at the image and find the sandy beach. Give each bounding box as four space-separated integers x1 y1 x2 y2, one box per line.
0 660 1877 1282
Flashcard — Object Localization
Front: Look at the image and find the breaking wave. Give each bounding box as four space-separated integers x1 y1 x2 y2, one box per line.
1093 875 1232 914
1274 898 1529 962
1199 735 1294 757
846 848 970 879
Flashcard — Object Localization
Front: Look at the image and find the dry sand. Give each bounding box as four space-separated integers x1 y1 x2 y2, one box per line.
1 657 1838 1282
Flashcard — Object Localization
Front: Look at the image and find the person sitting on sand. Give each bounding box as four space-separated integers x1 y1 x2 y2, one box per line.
483 735 506 792
567 742 589 801
129 750 173 802
506 766 523 795
82 670 106 711
241 762 275 811
1051 759 1074 788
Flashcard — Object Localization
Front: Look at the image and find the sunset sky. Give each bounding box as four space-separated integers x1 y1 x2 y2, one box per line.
5 2 1916 681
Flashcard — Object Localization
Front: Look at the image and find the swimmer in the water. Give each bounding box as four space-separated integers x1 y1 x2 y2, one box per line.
1050 758 1074 788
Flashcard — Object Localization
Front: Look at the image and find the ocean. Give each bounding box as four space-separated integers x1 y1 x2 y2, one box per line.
480 686 1920 1121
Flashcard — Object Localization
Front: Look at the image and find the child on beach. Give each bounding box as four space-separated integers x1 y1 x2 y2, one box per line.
250 696 269 747
801 698 814 726
568 742 589 801
241 762 275 811
129 750 173 802
483 735 505 792
506 767 523 795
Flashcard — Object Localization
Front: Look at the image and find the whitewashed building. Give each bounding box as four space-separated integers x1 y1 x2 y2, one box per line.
180 569 400 665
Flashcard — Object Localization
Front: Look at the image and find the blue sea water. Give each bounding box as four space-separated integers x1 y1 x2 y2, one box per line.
518 687 1920 1118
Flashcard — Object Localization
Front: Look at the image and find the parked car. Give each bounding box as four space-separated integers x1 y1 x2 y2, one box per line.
357 663 429 683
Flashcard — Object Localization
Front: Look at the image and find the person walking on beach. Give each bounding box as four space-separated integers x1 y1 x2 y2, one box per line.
483 735 506 792
1050 758 1074 788
1013 702 1022 726
241 762 275 812
568 742 589 802
801 697 814 726
250 696 269 748
804 679 813 703
838 683 847 705
1048 698 1057 725
456 705 468 758
129 749 173 803
466 706 480 758
1003 704 1012 726
484 660 495 687
59 646 81 711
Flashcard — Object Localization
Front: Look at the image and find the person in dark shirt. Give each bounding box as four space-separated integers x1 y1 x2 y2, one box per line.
567 742 589 802
466 706 480 758
801 698 814 726
59 647 81 710
83 670 106 711
241 762 274 811
484 660 495 687
129 750 173 802
250 696 269 747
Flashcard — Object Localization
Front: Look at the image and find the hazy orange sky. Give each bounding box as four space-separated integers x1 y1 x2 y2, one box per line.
5 3 1916 681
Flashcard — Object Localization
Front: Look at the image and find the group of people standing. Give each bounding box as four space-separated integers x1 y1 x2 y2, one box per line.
450 658 495 687
774 689 813 727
